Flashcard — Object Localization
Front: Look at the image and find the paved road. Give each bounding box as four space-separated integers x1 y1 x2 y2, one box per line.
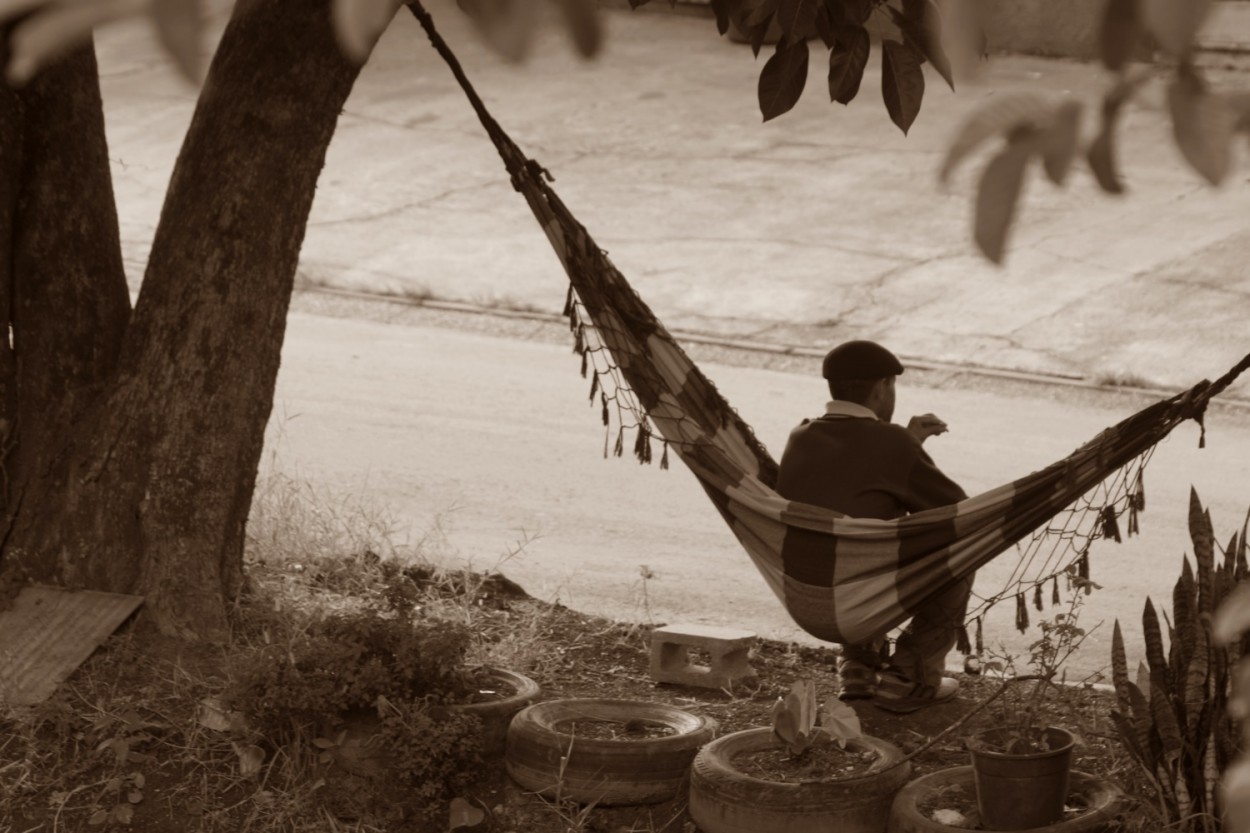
98 1 1250 395
267 300 1250 681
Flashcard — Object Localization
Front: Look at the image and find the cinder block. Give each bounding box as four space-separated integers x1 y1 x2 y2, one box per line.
649 623 757 689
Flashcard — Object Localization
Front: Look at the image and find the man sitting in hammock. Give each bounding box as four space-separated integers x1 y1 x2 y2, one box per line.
776 340 969 714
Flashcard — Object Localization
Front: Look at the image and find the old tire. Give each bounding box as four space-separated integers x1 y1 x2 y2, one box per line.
889 766 1127 833
505 698 717 805
454 667 541 757
688 727 910 833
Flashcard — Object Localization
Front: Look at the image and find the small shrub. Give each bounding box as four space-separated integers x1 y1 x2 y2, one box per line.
378 702 483 805
227 611 475 737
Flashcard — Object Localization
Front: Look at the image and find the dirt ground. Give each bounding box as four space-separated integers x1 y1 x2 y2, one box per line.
0 568 1145 833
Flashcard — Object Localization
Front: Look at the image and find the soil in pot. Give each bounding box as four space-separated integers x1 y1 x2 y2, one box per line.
554 717 678 741
732 741 881 783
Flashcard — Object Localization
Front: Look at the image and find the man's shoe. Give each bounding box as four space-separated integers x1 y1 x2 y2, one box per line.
872 675 959 714
837 662 878 701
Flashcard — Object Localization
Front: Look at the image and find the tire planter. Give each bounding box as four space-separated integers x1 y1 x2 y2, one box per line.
455 667 541 757
889 766 1126 833
335 667 539 776
505 698 717 806
968 726 1076 830
688 727 910 833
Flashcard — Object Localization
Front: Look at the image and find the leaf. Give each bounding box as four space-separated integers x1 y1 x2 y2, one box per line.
1142 0 1211 57
758 38 809 122
1126 679 1156 769
332 0 401 64
939 92 1054 182
449 797 486 830
1112 620 1132 717
813 2 843 48
1100 0 1141 71
552 0 602 58
746 0 780 28
128 789 144 804
131 773 146 789
150 0 203 83
820 697 862 747
6 0 146 85
196 698 249 733
777 0 820 44
233 742 266 777
89 810 110 826
887 0 953 91
456 0 536 63
1151 679 1183 765
1110 708 1148 766
710 0 731 35
1085 70 1150 194
1143 597 1169 689
1213 580 1250 644
1039 100 1082 185
111 803 134 824
312 737 338 749
881 39 924 135
1222 759 1250 833
1168 69 1235 186
974 134 1034 264
828 25 870 105
1184 626 1209 737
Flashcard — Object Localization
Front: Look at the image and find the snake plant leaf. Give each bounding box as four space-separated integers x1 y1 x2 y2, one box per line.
1150 679 1183 768
1143 597 1170 690
1110 708 1150 770
1125 679 1156 771
1190 489 1216 615
1184 626 1209 738
1111 620 1132 718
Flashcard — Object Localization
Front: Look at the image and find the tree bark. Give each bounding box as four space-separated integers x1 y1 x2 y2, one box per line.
2 0 365 640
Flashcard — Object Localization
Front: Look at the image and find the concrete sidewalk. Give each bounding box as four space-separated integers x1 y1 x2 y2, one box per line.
94 0 1250 395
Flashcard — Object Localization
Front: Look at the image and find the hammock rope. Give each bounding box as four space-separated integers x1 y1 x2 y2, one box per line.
408 1 1250 646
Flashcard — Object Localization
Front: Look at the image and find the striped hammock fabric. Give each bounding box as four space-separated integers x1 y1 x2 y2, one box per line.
411 3 1250 645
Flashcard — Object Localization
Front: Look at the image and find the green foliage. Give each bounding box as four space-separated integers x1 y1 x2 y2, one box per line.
377 702 483 807
770 679 861 757
1109 489 1247 832
639 0 955 124
227 610 475 736
979 591 1093 754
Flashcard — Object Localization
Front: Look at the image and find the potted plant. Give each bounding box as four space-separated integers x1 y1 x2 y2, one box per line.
964 593 1094 830
689 679 909 833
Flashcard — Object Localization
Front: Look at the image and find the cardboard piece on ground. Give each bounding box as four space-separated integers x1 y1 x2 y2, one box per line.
0 585 144 706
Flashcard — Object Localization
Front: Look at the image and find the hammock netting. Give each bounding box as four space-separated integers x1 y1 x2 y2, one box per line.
410 3 1250 648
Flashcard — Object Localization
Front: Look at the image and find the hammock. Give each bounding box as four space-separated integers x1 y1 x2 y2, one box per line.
409 4 1250 646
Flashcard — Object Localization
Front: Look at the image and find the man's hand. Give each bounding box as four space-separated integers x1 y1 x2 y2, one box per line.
907 413 948 443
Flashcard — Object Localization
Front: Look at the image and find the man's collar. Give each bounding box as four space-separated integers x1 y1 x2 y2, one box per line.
824 400 879 420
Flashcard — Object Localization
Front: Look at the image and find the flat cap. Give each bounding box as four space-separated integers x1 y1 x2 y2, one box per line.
821 340 904 380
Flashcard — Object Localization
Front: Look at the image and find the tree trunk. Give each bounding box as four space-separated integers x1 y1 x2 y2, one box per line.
1 0 366 641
